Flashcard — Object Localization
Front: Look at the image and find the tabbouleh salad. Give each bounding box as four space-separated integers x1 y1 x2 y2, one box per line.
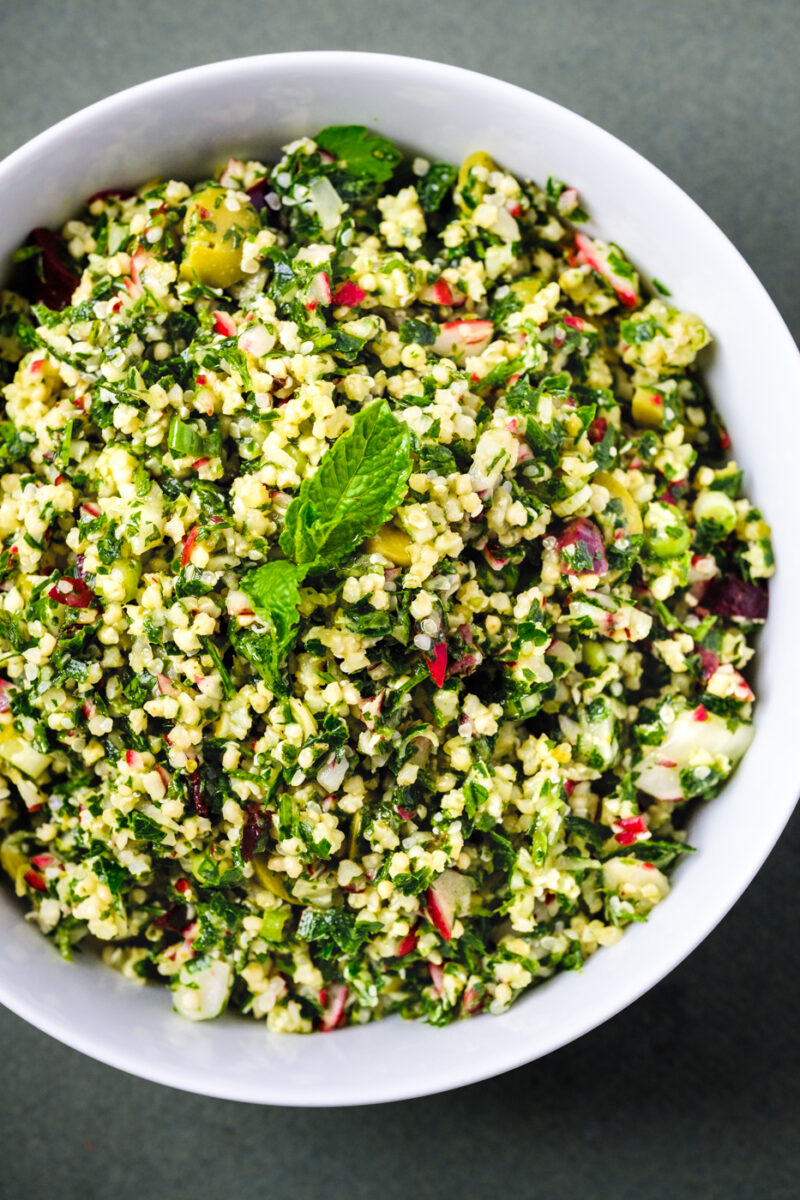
0 127 772 1032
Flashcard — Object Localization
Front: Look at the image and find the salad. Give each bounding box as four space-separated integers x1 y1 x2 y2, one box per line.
0 127 772 1032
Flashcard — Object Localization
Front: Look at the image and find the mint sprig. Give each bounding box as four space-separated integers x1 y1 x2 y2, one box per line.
235 400 411 686
281 398 411 571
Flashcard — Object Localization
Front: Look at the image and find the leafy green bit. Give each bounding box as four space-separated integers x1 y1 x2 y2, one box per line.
280 399 412 571
167 416 221 459
315 125 402 183
417 162 457 213
298 907 382 959
237 560 306 687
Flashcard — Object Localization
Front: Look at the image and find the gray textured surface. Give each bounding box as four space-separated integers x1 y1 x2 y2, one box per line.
0 0 798 1196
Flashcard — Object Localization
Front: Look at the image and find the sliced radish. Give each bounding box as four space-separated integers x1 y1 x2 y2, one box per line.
306 271 332 308
157 674 176 696
237 323 272 358
433 319 493 360
181 526 200 568
613 815 648 846
574 232 639 307
428 962 445 996
396 929 418 957
24 869 47 893
316 752 348 793
30 853 60 871
212 310 236 338
0 680 14 714
555 518 608 577
359 691 384 728
421 278 463 307
125 750 144 769
320 983 348 1032
483 545 508 571
426 869 472 942
48 577 94 609
557 187 580 216
332 280 367 307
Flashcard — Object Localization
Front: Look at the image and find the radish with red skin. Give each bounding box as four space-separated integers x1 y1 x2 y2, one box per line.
483 545 508 571
574 231 638 307
426 869 472 942
212 310 236 338
181 526 200 567
125 750 143 769
306 271 332 308
421 278 464 307
614 815 648 846
332 280 367 307
428 962 445 996
24 870 47 893
30 853 60 871
320 983 348 1032
48 577 94 609
433 319 493 359
555 518 608 576
396 929 418 956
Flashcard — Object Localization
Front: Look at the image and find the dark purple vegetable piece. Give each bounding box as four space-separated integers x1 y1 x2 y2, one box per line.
86 187 134 204
153 903 189 933
246 178 269 212
27 227 80 310
704 573 768 621
240 808 267 863
187 768 209 817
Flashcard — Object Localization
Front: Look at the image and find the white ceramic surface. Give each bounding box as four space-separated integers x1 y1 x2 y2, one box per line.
0 52 797 1107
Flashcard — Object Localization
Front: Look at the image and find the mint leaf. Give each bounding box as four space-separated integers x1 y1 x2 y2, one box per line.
237 559 306 686
280 400 411 572
315 125 402 183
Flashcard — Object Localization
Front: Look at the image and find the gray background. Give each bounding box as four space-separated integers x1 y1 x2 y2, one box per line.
0 1 798 1196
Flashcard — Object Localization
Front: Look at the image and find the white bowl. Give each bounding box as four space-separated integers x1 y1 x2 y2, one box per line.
0 51 798 1106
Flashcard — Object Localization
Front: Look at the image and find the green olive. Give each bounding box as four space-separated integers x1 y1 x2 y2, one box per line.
181 185 260 289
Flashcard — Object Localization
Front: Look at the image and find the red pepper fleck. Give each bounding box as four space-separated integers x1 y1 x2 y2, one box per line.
423 642 448 688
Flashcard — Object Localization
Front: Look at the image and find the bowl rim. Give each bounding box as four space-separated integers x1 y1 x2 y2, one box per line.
0 49 798 1106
